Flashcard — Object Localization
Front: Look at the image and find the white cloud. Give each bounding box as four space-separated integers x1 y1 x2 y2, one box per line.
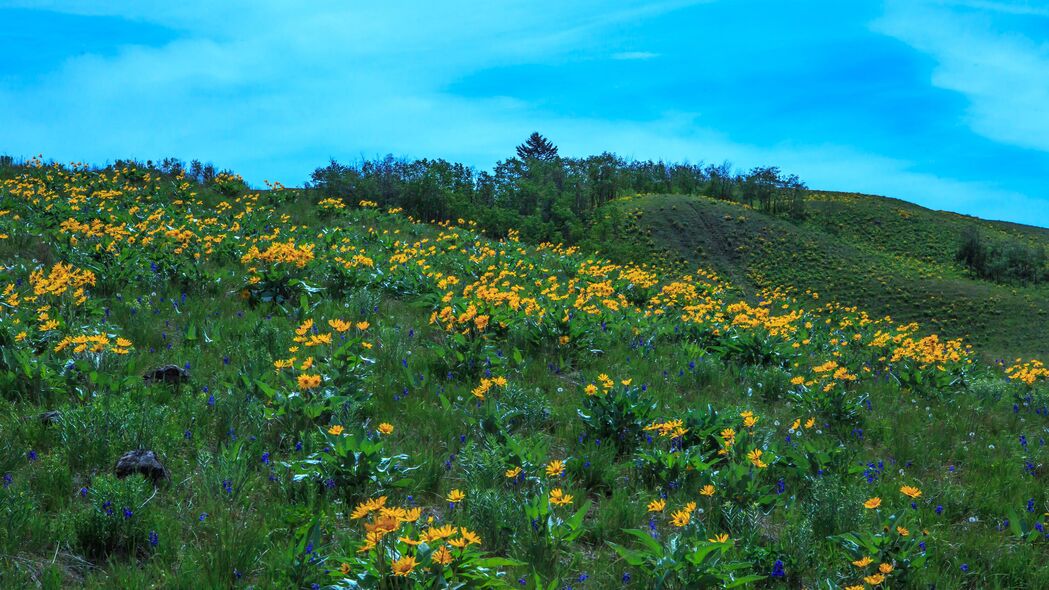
612 51 660 60
0 0 703 169
873 0 1049 153
931 1 1049 16
0 0 1045 227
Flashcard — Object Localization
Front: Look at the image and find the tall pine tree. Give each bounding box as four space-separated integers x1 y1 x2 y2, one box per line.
516 132 559 161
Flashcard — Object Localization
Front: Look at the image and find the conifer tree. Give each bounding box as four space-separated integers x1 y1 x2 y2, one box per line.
516 132 559 161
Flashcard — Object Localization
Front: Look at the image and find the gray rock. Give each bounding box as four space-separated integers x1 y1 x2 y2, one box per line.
114 450 168 482
143 364 189 385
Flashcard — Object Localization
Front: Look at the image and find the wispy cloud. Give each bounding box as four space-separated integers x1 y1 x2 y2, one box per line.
612 51 660 60
934 0 1049 16
0 1 700 169
873 0 1049 153
0 0 1046 227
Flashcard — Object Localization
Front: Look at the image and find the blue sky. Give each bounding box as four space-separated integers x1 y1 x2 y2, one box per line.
2 0 1048 226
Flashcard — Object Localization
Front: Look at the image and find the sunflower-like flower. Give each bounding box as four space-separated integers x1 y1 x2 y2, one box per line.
900 485 922 499
391 555 418 577
549 488 574 506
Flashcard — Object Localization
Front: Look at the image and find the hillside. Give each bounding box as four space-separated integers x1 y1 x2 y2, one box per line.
595 191 1049 361
2 160 1049 589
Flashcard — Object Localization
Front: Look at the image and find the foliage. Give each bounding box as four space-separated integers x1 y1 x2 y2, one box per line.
956 226 1048 285
309 140 808 245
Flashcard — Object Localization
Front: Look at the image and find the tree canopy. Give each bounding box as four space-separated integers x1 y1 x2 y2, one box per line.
310 140 808 248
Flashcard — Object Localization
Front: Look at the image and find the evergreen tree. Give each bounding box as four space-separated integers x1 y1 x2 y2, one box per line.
516 132 559 161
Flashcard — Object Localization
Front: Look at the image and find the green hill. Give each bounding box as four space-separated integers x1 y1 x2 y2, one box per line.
594 191 1049 361
3 160 1049 588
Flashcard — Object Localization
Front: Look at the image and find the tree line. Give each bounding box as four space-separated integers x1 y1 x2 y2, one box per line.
956 227 1049 285
309 133 807 243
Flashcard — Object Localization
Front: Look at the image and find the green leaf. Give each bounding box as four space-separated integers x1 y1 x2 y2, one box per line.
725 574 766 588
622 528 663 556
255 379 277 398
687 543 720 566
1008 509 1023 538
473 557 526 568
567 499 591 530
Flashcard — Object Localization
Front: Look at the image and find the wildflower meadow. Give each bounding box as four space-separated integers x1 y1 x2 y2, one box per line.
1 157 1048 588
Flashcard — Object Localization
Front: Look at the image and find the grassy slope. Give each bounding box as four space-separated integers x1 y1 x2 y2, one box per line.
602 192 1049 361
3 164 1049 589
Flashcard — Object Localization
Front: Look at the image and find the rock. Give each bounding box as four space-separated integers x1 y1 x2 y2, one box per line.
143 364 189 385
39 411 62 425
114 450 168 482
